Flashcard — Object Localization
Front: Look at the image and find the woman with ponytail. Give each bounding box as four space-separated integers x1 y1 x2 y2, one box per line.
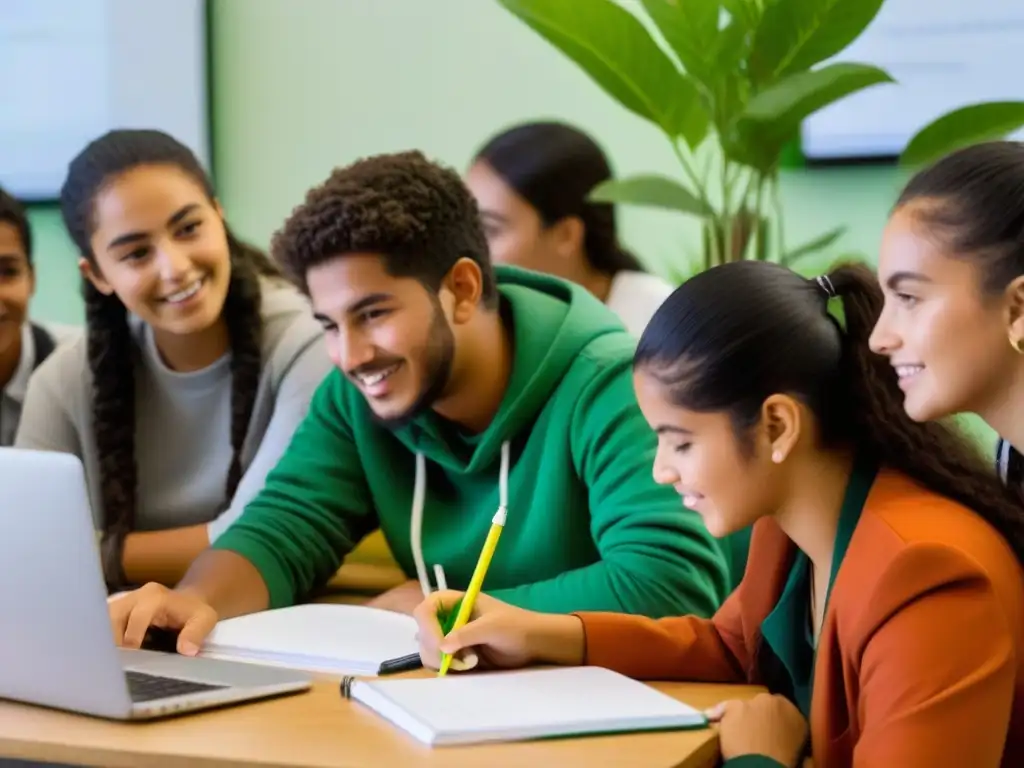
466 121 673 336
410 259 1024 767
15 129 331 591
870 141 1024 492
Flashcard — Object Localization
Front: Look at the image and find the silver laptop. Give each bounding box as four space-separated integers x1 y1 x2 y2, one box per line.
0 447 312 720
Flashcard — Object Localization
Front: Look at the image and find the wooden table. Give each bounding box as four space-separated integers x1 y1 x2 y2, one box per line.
1 557 764 766
0 674 764 768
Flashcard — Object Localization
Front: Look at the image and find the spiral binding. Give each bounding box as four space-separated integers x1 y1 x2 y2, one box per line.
339 675 355 700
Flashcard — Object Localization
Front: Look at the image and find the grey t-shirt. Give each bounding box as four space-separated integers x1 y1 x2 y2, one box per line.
15 279 331 538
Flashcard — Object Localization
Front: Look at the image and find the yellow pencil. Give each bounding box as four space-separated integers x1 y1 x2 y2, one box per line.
437 504 507 676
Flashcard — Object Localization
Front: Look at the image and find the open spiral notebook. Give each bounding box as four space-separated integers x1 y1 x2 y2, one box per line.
343 666 708 746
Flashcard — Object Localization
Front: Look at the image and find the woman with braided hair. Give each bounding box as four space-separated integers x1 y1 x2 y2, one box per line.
15 129 331 591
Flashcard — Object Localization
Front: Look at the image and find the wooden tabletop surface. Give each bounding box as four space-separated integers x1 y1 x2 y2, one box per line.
0 673 764 768
0 557 763 767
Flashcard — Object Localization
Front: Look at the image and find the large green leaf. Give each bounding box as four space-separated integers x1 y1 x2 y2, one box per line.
715 16 753 72
497 0 708 146
727 62 893 171
706 19 754 133
780 226 846 265
749 0 886 82
721 0 762 30
742 62 893 123
640 0 720 87
589 175 712 216
901 101 1024 167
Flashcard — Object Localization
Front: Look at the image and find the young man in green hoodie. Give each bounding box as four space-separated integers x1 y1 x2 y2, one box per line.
108 150 729 654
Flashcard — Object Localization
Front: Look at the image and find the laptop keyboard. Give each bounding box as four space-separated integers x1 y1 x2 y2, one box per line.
125 670 227 703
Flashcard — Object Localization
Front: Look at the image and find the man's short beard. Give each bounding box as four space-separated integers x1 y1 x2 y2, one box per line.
371 296 455 430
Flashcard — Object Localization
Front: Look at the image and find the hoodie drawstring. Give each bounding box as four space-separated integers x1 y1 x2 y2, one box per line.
410 440 510 596
410 453 430 597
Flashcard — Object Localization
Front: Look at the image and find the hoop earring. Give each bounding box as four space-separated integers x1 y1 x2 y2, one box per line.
1011 335 1024 355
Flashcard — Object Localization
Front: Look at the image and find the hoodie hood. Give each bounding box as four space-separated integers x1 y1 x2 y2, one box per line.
395 265 628 473
399 265 629 597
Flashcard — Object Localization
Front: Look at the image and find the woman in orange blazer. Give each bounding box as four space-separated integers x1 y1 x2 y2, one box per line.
412 258 1024 767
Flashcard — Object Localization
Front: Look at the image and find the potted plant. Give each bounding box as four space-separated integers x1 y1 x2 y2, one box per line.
497 0 1024 276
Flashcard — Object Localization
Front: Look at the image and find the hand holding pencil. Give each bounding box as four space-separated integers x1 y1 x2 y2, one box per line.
410 441 584 672
413 590 534 672
412 590 588 672
411 496 589 673
434 504 507 675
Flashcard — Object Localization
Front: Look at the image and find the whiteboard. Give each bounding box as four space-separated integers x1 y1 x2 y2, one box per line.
0 0 208 201
801 0 1024 161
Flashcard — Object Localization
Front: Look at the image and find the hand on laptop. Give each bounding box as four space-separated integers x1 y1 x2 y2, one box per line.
108 582 218 656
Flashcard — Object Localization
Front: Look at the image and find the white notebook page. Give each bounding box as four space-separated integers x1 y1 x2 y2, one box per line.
200 604 418 674
354 666 706 745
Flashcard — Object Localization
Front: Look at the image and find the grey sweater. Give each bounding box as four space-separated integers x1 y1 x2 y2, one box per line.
15 279 331 539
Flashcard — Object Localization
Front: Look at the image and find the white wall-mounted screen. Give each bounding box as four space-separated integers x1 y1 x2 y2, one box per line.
801 0 1024 162
0 0 208 201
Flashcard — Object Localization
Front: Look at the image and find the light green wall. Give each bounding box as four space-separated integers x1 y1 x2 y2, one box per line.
24 0 910 326
24 206 77 322
21 0 994 446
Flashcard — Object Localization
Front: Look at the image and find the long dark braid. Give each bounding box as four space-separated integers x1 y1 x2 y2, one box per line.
60 129 280 589
82 280 138 583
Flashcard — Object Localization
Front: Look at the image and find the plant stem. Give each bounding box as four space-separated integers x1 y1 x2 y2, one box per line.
735 169 761 260
754 174 767 259
721 157 732 264
770 171 786 259
700 147 713 182
670 138 712 210
724 162 744 210
669 138 719 267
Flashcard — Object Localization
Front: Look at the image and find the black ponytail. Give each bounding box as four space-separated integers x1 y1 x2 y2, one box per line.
60 129 280 590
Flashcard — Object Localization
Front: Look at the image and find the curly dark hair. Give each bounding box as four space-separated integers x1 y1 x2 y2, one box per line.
0 184 32 265
59 128 281 589
271 150 496 307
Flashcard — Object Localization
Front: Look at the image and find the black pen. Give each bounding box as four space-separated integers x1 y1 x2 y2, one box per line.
377 652 422 675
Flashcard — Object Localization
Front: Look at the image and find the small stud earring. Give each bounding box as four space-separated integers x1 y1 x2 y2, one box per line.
772 451 783 463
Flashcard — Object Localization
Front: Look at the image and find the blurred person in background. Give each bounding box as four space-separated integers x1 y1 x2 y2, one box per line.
466 121 673 337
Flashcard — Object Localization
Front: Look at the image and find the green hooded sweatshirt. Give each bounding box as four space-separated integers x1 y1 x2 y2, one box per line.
213 266 729 618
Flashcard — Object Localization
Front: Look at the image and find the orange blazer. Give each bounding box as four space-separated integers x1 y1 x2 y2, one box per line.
578 469 1024 767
